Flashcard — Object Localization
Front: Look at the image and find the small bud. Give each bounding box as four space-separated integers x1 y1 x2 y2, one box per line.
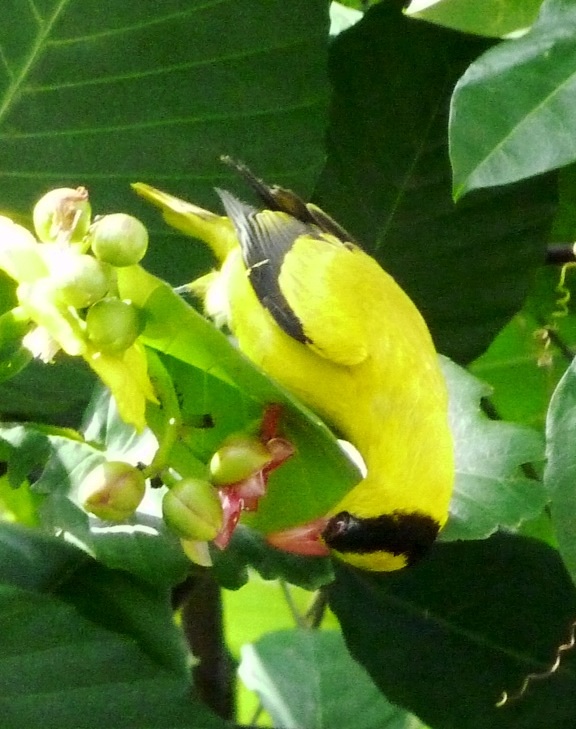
33 187 92 246
162 478 223 541
89 213 149 267
81 461 146 521
209 434 272 487
86 297 142 353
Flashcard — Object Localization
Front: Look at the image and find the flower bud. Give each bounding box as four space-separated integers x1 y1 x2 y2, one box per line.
89 213 148 267
86 297 142 353
80 461 146 521
162 478 223 541
33 187 92 246
209 434 272 487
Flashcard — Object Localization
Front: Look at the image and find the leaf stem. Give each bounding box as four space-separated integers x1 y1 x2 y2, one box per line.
141 348 182 480
279 579 307 629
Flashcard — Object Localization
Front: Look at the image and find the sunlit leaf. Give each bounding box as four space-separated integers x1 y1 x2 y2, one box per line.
406 0 543 38
84 340 157 432
0 0 330 284
451 0 576 196
239 630 420 729
544 356 576 581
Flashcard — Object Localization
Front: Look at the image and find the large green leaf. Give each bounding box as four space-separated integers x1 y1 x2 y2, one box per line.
315 1 555 362
450 0 576 196
544 356 576 580
329 532 576 729
239 630 421 729
0 0 330 283
0 522 223 729
406 0 543 37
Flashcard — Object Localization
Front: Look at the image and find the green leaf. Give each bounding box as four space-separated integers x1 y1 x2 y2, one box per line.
0 0 330 285
315 1 555 362
442 358 546 540
82 384 157 464
329 2 364 36
224 578 340 725
0 519 86 592
405 0 543 38
552 163 576 239
212 525 333 592
469 264 576 429
329 532 576 729
0 473 42 526
0 522 223 729
0 355 95 424
544 356 576 580
239 630 421 729
0 417 189 589
450 0 576 196
469 314 573 429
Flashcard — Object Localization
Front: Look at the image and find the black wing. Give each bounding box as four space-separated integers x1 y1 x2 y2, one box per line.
216 188 313 344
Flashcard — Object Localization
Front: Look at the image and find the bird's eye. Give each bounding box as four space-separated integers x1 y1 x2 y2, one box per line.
322 511 353 543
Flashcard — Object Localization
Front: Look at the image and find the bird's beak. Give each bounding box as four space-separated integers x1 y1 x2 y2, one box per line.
266 517 331 557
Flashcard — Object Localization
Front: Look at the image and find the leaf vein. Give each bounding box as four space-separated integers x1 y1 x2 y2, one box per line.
48 0 231 46
0 97 325 140
0 0 73 125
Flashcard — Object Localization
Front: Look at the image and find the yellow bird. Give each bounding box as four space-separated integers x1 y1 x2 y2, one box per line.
183 160 454 571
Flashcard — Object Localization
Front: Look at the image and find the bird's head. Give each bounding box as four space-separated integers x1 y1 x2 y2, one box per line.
267 508 441 571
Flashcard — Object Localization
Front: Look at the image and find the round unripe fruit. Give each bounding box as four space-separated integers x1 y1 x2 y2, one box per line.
80 461 146 521
86 297 142 353
33 187 91 246
162 478 223 541
89 213 148 267
49 251 112 309
209 434 272 486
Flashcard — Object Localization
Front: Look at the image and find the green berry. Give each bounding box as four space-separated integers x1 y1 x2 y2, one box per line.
89 213 148 267
209 434 272 486
162 478 223 541
33 187 92 246
49 250 112 309
86 297 142 353
81 461 146 521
